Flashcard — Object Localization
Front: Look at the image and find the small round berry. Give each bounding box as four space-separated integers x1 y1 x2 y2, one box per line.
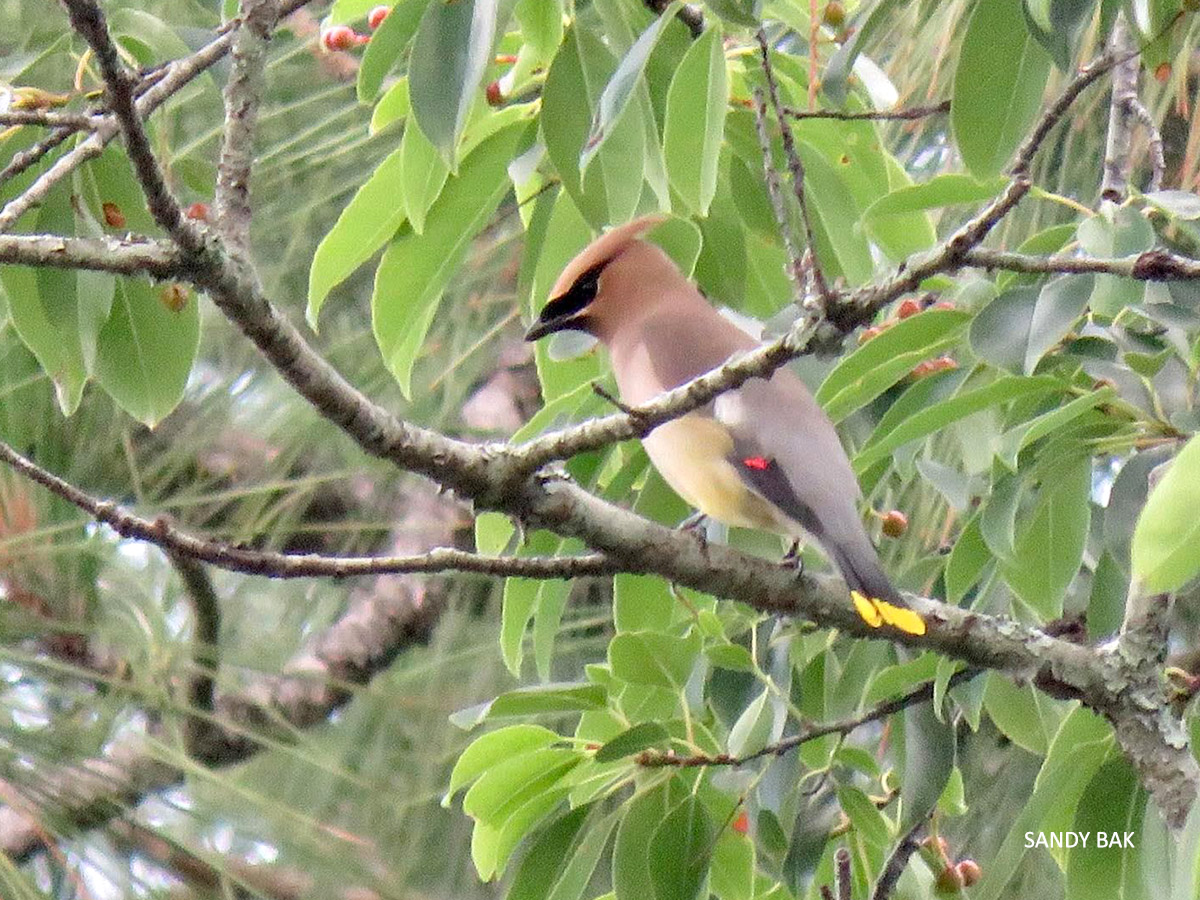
957 860 981 887
881 510 908 539
897 297 922 319
185 202 210 222
160 283 190 313
367 5 390 29
1154 62 1172 83
485 80 504 107
101 202 125 229
322 25 357 52
823 1 846 27
732 810 749 834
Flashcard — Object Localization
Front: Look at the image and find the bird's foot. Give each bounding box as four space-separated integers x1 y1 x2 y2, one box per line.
779 539 805 578
678 511 710 554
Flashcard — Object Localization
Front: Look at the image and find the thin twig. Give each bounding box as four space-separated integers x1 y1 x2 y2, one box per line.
870 816 929 900
1128 95 1166 193
215 0 278 258
168 553 221 759
0 126 76 186
756 29 834 307
0 110 99 130
751 86 806 300
783 100 951 121
637 669 980 767
0 437 618 581
0 233 182 277
1101 15 1139 201
835 847 852 900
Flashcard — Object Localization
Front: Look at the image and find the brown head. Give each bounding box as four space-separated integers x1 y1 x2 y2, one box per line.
524 215 694 345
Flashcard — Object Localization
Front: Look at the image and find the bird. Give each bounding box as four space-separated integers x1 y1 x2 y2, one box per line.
524 215 924 636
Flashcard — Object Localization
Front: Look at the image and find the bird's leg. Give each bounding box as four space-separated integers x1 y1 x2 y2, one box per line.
780 539 805 578
678 511 709 554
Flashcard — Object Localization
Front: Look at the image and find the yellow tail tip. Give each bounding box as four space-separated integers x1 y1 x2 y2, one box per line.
850 591 926 636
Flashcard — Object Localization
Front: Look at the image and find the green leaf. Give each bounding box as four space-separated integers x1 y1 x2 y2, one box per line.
703 0 762 26
952 0 1052 177
837 786 891 848
816 308 971 423
1023 0 1095 70
1142 189 1200 220
542 27 645 228
648 795 714 900
372 122 523 397
609 629 702 689
515 0 564 60
970 287 1039 373
307 145 407 326
862 173 1008 220
596 722 671 762
546 807 622 900
448 724 562 801
993 387 1114 471
614 784 673 900
357 0 425 103
901 699 955 828
581 2 680 169
726 688 773 758
2 185 88 414
370 76 410 134
663 27 727 215
401 117 451 234
946 514 992 603
614 573 675 632
1023 275 1094 373
408 0 498 158
984 673 1053 755
710 830 755 900
463 747 581 823
974 708 1114 900
1065 758 1147 900
453 684 608 728
1078 205 1154 317
1131 434 1200 594
1002 457 1091 619
854 376 1062 474
508 807 590 900
821 0 893 103
93 278 200 427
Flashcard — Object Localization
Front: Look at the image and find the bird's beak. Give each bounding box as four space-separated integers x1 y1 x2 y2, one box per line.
524 312 583 342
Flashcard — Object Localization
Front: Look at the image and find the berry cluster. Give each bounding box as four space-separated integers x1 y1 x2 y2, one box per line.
320 6 390 52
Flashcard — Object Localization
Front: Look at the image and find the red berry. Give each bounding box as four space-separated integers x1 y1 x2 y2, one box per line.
367 5 390 29
354 33 371 45
881 510 908 538
322 25 357 52
185 202 209 222
897 298 922 319
1154 62 1172 83
957 860 981 887
101 201 125 229
732 810 749 834
485 80 504 107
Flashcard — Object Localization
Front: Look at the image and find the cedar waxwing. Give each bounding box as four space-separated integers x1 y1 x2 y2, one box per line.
525 216 925 636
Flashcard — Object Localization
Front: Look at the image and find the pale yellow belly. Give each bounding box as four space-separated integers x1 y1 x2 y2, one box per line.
642 416 791 533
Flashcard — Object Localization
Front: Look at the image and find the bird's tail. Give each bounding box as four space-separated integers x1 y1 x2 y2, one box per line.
827 539 926 636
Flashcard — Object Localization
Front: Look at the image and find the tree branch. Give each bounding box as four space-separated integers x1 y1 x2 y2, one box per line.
214 0 278 258
1101 15 1139 201
0 436 616 581
783 100 951 122
0 233 181 277
870 816 928 900
637 669 980 767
